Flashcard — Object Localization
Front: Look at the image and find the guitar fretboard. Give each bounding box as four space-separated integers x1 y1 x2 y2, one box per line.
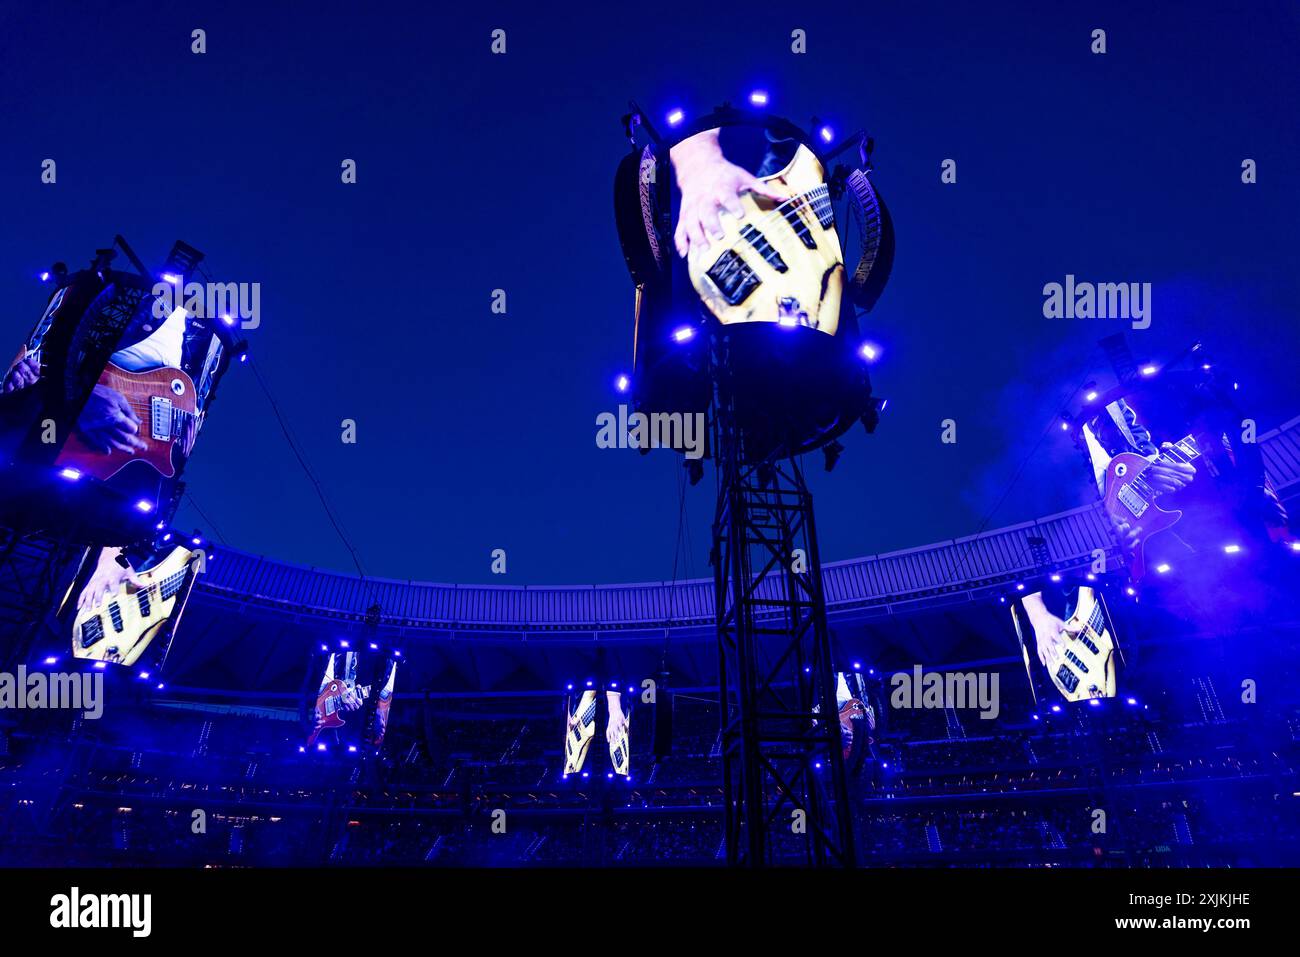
1129 434 1202 501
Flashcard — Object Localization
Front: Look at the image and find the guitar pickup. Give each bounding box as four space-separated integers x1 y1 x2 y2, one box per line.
1055 665 1080 693
150 396 174 441
705 250 761 305
80 616 106 649
1116 483 1149 518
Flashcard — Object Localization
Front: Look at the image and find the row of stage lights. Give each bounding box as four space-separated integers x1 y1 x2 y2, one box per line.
612 327 884 397
662 89 836 147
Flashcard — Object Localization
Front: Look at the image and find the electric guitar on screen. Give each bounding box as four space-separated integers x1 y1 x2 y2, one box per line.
1027 586 1117 702
687 144 845 334
57 362 199 480
1101 433 1205 580
308 679 372 745
72 546 204 667
563 690 598 775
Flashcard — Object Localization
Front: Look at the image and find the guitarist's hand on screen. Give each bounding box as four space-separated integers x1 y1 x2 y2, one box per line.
77 384 147 455
1022 593 1071 676
77 547 145 610
1144 446 1196 493
671 130 784 260
1111 517 1142 553
2 354 40 393
605 695 628 746
339 685 364 712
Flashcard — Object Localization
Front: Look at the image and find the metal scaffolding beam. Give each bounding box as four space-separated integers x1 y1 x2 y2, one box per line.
709 336 855 867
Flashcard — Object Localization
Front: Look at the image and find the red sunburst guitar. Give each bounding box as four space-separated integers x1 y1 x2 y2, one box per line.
57 362 198 480
308 679 371 745
1101 433 1204 580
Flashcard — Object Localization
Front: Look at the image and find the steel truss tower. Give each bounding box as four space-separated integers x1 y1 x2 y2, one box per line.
709 336 856 867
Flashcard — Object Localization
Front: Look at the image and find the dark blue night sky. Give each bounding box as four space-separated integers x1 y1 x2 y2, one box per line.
2 1 1297 585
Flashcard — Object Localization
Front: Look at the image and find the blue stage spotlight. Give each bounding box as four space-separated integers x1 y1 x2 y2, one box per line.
748 90 769 106
585 679 593 687
319 644 328 652
672 325 696 344
1050 704 1062 713
852 661 862 671
1223 544 1242 554
339 640 349 649
137 671 150 680
1015 583 1025 591
134 499 154 514
58 467 82 482
369 642 378 650
1049 573 1062 583
858 341 881 362
39 271 50 281
347 745 357 753
297 745 306 753
819 125 834 143
1031 714 1040 721
565 683 574 691
393 650 402 658
666 108 685 127
1140 365 1157 377
316 743 327 752
220 314 236 327
1086 573 1097 581
614 373 630 393
156 682 165 690
161 272 182 285
1085 390 1098 402
1088 698 1102 707
93 661 107 670
1155 563 1171 574
1126 587 1136 596
43 656 58 666
1126 697 1138 706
